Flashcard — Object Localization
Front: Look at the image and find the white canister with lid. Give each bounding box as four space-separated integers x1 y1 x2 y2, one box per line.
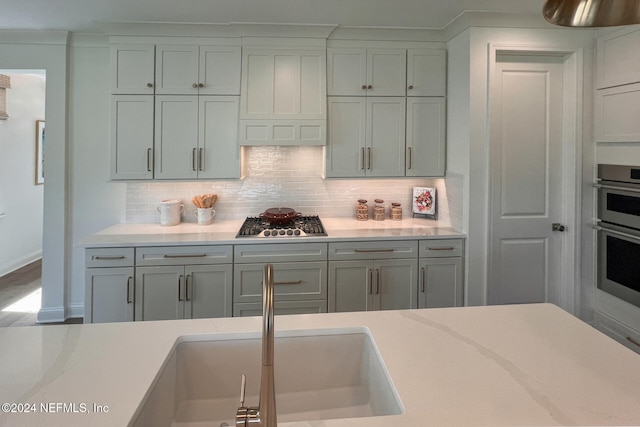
157 199 184 226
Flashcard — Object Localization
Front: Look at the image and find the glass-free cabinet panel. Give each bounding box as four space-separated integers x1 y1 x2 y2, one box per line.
135 266 185 321
85 267 134 323
154 96 199 179
185 265 233 319
418 258 463 308
110 95 154 180
110 44 155 95
406 97 446 177
406 49 447 97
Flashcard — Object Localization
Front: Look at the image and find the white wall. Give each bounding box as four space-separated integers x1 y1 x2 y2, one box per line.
0 31 69 323
0 73 45 276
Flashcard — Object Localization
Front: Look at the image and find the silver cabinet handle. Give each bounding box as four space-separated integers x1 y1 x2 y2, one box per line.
361 147 365 170
147 148 153 172
368 269 374 295
126 276 133 304
178 275 184 302
274 280 303 285
367 147 371 170
163 254 207 258
375 269 380 294
93 255 126 260
355 248 395 253
198 148 204 171
420 267 426 293
185 274 191 301
408 147 412 170
192 148 197 171
593 183 640 194
428 247 456 251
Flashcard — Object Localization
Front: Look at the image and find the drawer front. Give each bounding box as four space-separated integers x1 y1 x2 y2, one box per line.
593 311 640 355
419 239 464 258
136 245 233 266
85 247 135 267
234 243 327 264
329 241 418 261
233 300 327 317
234 262 327 303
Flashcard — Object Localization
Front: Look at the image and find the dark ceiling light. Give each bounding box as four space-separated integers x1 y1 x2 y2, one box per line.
543 0 640 27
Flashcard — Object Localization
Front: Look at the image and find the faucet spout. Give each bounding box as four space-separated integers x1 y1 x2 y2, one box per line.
236 264 277 427
259 263 277 426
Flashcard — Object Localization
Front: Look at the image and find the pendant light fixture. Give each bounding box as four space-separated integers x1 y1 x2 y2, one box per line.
543 0 640 27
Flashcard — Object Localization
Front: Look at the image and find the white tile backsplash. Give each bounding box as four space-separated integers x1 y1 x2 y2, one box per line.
126 146 463 228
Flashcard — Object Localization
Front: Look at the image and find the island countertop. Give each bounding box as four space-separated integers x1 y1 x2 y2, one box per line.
77 218 465 247
1 304 640 427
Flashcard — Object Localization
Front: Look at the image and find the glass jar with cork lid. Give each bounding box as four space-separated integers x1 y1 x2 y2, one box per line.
356 199 369 221
390 203 402 220
373 199 385 221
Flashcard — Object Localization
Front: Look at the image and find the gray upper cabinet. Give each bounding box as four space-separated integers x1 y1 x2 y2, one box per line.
110 44 155 95
596 27 640 90
406 97 446 177
239 47 327 146
327 47 407 96
155 44 241 95
406 49 447 97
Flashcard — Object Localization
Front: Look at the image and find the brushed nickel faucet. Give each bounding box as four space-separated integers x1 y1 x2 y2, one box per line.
236 264 277 426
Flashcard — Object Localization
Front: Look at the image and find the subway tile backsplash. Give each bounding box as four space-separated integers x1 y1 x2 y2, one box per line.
126 146 463 229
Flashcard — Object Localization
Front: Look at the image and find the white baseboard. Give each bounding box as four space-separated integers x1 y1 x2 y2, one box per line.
0 251 42 278
36 303 84 324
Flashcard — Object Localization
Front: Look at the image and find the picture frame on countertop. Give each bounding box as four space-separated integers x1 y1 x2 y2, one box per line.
35 120 45 185
412 186 436 220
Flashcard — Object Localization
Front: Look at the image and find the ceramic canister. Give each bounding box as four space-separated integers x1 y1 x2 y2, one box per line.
157 199 184 226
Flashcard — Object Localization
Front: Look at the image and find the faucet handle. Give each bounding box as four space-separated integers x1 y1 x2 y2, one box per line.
239 373 246 407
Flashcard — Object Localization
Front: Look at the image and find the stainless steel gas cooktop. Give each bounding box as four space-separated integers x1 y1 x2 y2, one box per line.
236 215 327 238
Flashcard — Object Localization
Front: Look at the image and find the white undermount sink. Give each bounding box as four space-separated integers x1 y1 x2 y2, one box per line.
131 327 403 426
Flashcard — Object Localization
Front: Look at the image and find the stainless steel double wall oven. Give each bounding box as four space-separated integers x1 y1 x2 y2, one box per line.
595 164 640 308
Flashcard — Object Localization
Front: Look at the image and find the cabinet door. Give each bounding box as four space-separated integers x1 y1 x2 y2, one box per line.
596 26 640 89
185 265 233 319
135 266 184 321
328 260 374 312
407 49 447 97
594 83 640 143
110 95 154 180
154 95 199 179
110 44 155 95
406 97 446 177
199 46 241 95
85 267 134 323
367 48 407 96
234 300 327 317
418 257 463 308
367 97 406 177
156 45 199 95
326 97 366 178
198 96 241 179
375 259 418 311
327 47 367 96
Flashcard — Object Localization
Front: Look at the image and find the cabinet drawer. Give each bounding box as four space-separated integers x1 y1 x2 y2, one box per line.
234 262 327 303
419 239 464 258
593 311 640 355
136 245 233 266
329 241 418 260
234 243 327 264
233 300 327 317
85 247 135 267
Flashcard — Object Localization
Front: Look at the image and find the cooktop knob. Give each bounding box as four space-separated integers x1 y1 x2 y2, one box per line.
286 229 293 235
279 230 286 235
294 229 301 235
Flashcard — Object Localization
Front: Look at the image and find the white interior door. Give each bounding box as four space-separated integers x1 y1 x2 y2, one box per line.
488 55 566 305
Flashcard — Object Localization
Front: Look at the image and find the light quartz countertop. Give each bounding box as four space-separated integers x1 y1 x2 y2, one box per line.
2 304 640 427
78 218 465 247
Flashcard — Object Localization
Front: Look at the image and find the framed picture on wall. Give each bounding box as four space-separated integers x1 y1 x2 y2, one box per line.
35 120 45 185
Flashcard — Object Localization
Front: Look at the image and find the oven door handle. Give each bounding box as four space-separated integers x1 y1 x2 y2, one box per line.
593 225 640 243
593 183 640 194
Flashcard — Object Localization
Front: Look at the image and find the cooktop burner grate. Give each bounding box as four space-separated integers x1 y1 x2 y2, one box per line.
236 215 327 237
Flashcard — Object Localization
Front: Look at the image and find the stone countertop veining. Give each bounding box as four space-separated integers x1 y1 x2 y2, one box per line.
77 218 465 247
1 304 640 427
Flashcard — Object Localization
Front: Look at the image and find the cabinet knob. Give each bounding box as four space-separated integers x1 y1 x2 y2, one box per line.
198 83 204 88
367 85 372 90
408 85 414 90
147 83 153 88
192 83 198 88
361 85 367 90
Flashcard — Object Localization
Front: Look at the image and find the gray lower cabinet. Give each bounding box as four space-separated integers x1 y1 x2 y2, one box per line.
233 243 328 316
85 247 135 323
135 264 232 321
418 239 464 308
328 240 419 313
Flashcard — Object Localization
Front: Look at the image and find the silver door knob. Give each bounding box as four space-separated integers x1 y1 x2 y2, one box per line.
552 223 566 232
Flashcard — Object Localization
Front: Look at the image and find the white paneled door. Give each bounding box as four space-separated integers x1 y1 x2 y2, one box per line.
488 55 566 305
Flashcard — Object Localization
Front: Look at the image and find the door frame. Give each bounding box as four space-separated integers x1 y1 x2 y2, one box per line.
486 43 583 314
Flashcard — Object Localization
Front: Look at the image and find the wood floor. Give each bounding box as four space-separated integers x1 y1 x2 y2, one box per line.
0 260 82 327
